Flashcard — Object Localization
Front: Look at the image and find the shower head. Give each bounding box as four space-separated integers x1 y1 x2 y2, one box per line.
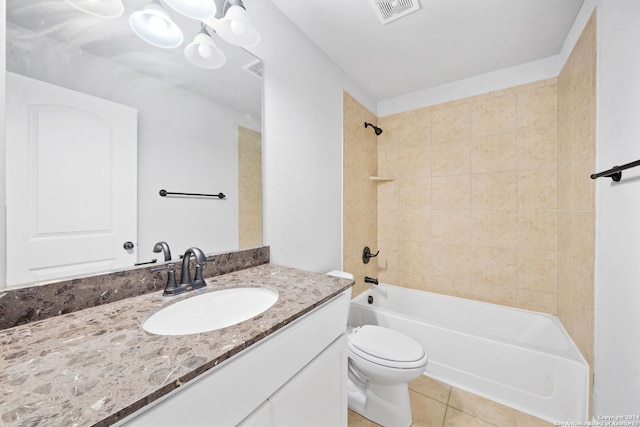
364 122 383 136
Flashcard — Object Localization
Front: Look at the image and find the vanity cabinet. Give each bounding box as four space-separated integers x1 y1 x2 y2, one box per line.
116 290 350 427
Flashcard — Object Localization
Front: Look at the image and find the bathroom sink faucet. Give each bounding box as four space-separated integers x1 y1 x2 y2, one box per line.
153 241 172 261
180 247 208 290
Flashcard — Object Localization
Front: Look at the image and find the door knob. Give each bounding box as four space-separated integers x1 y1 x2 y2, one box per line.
123 241 135 250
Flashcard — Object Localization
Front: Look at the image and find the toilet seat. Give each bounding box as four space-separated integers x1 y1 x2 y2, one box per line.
348 325 427 369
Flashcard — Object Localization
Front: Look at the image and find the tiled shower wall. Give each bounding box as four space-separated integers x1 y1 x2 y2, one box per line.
375 79 560 314
238 125 263 249
343 92 378 296
342 12 597 419
557 13 596 376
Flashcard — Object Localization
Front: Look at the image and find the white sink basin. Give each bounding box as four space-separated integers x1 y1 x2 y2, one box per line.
142 287 279 336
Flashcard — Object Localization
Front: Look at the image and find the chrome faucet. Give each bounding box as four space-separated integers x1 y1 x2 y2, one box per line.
180 247 208 290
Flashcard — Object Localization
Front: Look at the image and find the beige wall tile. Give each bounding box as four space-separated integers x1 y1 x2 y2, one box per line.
432 139 471 176
517 168 558 210
427 275 472 298
399 210 431 242
517 250 557 293
400 271 432 292
471 246 517 287
518 211 558 251
398 241 431 275
471 172 518 211
556 12 596 380
572 151 595 211
470 282 518 307
399 177 432 211
378 180 399 211
518 84 558 130
471 133 518 174
432 175 470 210
432 211 471 245
470 92 517 137
430 243 471 281
344 92 378 288
518 126 557 171
400 142 432 178
574 210 595 272
517 289 557 314
378 209 399 241
558 158 573 211
432 103 471 144
471 210 518 249
373 81 567 318
377 239 399 273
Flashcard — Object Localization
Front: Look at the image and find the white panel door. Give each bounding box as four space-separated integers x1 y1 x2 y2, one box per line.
6 72 138 287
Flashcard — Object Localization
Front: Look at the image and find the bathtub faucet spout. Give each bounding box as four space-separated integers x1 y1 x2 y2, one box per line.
364 276 379 285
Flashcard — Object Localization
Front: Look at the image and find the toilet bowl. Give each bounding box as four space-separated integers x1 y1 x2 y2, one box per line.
326 271 428 427
347 325 428 427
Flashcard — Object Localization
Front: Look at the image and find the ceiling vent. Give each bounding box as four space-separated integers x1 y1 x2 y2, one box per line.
369 0 421 24
244 59 263 79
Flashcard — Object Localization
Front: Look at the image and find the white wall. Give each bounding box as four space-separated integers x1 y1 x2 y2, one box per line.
586 0 640 414
5 23 259 272
378 55 560 116
245 0 375 273
0 0 6 287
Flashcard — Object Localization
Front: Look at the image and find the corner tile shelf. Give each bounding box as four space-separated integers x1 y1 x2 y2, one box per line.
369 176 396 182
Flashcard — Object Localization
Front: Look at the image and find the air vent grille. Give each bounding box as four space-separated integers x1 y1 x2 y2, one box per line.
369 0 421 24
244 59 263 79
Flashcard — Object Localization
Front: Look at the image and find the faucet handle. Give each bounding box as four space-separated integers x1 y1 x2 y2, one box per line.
191 264 207 290
163 267 184 296
152 263 186 296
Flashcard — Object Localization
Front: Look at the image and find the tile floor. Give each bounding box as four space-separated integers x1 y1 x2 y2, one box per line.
347 376 555 427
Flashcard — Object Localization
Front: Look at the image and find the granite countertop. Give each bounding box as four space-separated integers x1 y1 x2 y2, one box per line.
0 264 354 427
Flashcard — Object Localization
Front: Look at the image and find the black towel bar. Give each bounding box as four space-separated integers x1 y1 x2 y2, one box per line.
590 159 640 182
159 189 226 199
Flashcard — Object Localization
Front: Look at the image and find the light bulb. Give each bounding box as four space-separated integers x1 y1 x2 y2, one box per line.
230 19 245 35
197 43 212 58
148 15 168 35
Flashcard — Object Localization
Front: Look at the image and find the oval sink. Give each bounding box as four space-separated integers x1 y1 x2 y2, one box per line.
142 287 279 336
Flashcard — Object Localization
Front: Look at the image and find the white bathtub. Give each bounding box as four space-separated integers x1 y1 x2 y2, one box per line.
348 284 589 423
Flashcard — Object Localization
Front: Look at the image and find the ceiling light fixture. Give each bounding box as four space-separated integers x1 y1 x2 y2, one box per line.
184 24 226 69
163 0 217 20
206 0 260 48
64 0 124 18
130 0 184 49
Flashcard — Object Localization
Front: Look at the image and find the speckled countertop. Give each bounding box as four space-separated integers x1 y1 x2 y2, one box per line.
0 264 354 427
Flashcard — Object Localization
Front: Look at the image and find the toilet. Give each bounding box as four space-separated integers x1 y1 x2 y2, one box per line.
327 271 428 427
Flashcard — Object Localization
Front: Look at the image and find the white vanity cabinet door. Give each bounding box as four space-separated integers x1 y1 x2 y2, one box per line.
269 334 348 427
237 402 271 427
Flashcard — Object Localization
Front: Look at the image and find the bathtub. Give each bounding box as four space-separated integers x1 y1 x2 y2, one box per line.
348 284 589 423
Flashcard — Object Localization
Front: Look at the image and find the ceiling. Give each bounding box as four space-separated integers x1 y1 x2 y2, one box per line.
270 0 586 102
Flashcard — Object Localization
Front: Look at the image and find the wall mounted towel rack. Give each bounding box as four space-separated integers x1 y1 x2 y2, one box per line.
159 189 226 199
590 159 640 182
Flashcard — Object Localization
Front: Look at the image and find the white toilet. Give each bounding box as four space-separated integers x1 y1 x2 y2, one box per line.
327 271 428 427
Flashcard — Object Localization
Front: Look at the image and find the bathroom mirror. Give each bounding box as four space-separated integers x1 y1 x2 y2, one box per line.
4 0 263 288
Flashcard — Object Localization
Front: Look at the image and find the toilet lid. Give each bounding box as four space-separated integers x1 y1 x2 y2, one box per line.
349 325 426 368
